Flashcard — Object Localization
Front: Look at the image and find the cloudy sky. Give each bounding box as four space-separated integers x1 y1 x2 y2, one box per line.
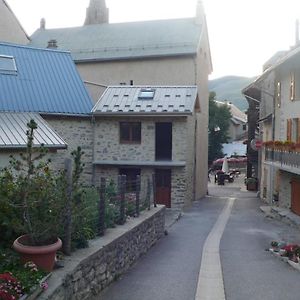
6 0 300 79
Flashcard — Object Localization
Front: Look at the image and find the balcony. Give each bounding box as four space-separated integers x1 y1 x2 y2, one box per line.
265 149 300 174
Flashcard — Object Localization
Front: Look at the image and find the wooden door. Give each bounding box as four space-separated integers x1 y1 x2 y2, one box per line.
155 169 171 208
291 179 300 216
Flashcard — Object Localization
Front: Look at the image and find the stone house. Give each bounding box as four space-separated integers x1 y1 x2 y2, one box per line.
0 0 29 44
91 85 201 208
216 101 247 142
29 0 212 199
0 42 94 180
243 41 300 215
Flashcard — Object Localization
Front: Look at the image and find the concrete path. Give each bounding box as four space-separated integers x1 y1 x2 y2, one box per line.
96 176 300 300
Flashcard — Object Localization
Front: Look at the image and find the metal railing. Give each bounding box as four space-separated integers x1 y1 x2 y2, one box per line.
265 149 300 169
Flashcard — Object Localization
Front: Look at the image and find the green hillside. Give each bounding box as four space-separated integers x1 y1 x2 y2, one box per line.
208 76 256 112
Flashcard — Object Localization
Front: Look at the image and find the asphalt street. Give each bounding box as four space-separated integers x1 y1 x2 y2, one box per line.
97 177 300 300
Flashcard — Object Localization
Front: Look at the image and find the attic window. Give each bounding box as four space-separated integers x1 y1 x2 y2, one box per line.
138 88 155 100
0 55 17 73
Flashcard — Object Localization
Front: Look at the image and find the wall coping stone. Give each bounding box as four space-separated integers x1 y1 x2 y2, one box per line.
39 205 165 299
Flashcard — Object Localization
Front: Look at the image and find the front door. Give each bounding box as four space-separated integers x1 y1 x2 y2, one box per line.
291 179 300 216
155 169 171 208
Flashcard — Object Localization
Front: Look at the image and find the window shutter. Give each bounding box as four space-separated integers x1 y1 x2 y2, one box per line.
287 119 292 141
297 118 300 143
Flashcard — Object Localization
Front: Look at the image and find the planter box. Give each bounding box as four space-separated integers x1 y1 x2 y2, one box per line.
247 182 257 191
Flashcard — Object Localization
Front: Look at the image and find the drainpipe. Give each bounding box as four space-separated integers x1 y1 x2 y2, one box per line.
91 115 96 186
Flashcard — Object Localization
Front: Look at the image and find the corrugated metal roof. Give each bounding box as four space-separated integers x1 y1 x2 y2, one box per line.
92 86 198 115
0 112 67 149
29 18 202 61
0 42 93 115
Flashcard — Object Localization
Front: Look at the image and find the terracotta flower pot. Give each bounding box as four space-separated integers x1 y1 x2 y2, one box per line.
13 235 62 272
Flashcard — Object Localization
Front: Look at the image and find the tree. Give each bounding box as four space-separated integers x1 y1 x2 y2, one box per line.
208 92 232 165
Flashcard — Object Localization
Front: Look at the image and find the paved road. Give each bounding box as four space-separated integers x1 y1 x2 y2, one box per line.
97 178 300 300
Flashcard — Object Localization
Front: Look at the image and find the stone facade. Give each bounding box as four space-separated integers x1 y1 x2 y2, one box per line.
43 116 94 185
93 116 197 208
278 171 292 209
39 206 165 300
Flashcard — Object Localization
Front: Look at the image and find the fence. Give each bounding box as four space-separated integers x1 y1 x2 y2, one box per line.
97 174 157 236
62 158 157 254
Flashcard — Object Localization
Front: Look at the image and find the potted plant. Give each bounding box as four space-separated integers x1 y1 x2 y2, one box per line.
0 120 64 272
245 177 258 191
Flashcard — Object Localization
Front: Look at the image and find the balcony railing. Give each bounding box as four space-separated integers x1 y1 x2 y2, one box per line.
265 149 300 168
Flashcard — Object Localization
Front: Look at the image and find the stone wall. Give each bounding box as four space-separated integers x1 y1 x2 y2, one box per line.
94 117 187 162
40 206 165 300
43 116 94 185
279 171 291 209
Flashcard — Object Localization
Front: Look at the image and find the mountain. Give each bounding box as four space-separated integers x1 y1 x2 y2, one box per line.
208 76 256 112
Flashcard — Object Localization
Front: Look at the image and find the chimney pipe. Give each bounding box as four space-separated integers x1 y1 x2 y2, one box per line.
130 80 134 86
40 18 46 30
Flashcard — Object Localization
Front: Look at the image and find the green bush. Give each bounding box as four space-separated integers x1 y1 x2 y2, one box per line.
70 187 99 249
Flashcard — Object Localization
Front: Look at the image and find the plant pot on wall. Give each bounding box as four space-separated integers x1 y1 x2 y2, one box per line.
13 235 62 272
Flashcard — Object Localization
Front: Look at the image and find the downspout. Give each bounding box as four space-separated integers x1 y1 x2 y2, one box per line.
91 115 96 186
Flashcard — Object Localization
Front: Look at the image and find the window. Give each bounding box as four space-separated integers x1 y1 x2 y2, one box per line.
276 81 281 107
291 118 300 143
119 168 141 191
290 72 296 101
120 122 141 143
138 88 155 100
0 55 17 73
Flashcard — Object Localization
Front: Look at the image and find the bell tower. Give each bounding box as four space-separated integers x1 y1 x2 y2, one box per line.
84 0 109 25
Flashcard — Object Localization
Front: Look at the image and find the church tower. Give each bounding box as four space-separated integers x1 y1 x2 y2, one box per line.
195 1 205 25
84 0 109 25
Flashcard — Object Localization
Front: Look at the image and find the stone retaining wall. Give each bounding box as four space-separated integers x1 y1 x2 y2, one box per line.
40 206 165 300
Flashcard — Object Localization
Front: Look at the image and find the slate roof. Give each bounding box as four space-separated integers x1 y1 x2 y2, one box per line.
0 42 93 115
29 18 202 62
0 112 66 149
92 86 198 116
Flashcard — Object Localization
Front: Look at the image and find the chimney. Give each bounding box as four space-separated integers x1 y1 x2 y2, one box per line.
296 19 299 46
130 80 134 86
47 39 58 49
40 18 46 30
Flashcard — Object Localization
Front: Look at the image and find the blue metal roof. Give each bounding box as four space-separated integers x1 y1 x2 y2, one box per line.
0 42 93 115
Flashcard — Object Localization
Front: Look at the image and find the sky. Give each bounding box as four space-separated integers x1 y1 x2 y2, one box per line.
6 0 300 79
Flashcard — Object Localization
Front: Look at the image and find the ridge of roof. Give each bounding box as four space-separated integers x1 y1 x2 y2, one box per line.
32 17 196 33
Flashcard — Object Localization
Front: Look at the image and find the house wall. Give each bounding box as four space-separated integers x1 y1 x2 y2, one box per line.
0 151 15 169
278 171 292 209
194 32 211 199
93 117 187 162
0 0 29 44
75 35 210 200
77 56 196 104
93 116 192 208
43 116 94 185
